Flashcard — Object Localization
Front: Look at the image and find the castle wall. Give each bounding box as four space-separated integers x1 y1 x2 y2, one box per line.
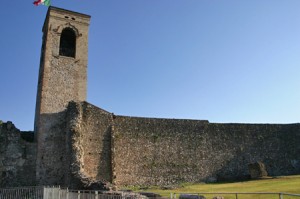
36 111 69 186
3 101 298 188
0 122 36 187
112 116 210 186
66 101 113 189
206 123 300 179
112 117 300 186
31 100 300 188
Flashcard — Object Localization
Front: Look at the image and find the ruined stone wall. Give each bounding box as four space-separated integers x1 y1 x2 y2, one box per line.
112 117 300 186
206 123 300 180
112 116 210 186
65 101 300 187
66 101 113 189
0 122 36 187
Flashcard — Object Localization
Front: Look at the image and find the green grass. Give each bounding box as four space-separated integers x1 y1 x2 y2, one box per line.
128 175 300 199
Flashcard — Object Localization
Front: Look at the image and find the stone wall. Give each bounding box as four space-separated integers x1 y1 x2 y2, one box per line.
206 123 300 180
112 118 300 186
66 101 300 187
0 122 36 187
112 116 210 186
65 101 113 189
1 102 299 188
36 111 69 186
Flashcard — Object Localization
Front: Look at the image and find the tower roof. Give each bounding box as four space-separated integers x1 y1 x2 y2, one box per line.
43 6 91 31
47 6 91 18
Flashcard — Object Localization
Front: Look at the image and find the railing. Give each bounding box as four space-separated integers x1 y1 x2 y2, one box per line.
43 188 148 199
0 186 147 199
172 192 300 199
1 187 300 199
0 186 43 199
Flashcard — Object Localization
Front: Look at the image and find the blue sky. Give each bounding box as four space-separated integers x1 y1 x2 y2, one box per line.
1 1 300 130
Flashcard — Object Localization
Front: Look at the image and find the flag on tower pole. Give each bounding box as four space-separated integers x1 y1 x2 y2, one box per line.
33 0 51 6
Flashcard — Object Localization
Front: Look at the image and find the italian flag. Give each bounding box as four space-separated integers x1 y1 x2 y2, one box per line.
33 0 51 6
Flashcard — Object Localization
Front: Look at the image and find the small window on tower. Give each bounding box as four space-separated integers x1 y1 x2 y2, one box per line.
59 28 76 58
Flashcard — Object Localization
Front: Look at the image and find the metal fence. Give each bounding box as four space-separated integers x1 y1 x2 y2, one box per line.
0 186 149 199
43 188 148 199
0 186 43 199
1 187 300 199
172 192 300 199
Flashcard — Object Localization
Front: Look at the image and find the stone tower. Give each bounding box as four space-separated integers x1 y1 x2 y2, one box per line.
35 7 90 186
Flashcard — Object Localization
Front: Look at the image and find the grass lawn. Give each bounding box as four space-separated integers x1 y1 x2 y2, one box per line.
130 175 300 199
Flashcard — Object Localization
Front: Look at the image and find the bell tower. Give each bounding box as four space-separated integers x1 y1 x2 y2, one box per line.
35 7 90 185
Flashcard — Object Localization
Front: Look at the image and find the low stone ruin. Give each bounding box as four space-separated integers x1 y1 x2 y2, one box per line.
248 161 268 179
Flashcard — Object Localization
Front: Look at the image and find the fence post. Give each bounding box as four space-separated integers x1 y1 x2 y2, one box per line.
44 187 47 199
279 193 283 199
78 190 80 199
95 191 99 199
235 193 238 199
58 185 61 199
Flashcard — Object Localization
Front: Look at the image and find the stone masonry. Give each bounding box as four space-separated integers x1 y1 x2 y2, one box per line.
0 122 36 187
34 7 90 186
65 101 300 187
